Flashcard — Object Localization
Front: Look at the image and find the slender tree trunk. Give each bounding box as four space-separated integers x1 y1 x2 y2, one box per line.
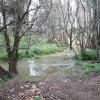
1 0 16 75
9 31 20 74
69 37 72 50
81 34 84 52
69 27 73 50
93 0 100 62
8 0 21 75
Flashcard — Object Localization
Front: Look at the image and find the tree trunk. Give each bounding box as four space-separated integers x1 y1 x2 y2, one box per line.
70 37 72 50
8 34 19 75
8 6 20 75
69 28 73 50
93 0 100 62
1 0 17 75
8 54 18 75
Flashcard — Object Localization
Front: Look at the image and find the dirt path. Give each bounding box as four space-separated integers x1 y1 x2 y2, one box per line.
1 69 100 100
39 73 100 100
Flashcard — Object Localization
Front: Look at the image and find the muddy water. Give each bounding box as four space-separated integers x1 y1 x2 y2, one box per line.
0 50 76 77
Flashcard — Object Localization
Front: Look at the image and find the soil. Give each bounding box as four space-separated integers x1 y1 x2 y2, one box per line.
39 73 100 100
1 69 100 100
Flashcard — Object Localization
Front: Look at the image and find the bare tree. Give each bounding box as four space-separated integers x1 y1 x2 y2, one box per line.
0 0 52 76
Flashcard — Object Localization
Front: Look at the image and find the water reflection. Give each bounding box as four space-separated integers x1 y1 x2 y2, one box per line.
0 54 76 77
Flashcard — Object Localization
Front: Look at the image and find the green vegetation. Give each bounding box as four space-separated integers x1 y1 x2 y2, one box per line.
0 47 8 61
19 43 65 59
80 63 100 78
0 77 11 90
34 96 43 100
75 50 98 60
0 43 65 60
75 50 100 78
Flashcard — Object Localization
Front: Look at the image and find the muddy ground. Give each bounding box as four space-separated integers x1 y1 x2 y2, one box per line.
0 67 100 100
0 49 100 100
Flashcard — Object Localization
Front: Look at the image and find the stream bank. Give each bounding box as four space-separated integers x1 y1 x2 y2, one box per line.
0 49 100 100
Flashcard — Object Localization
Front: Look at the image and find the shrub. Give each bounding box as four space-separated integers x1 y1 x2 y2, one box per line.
19 43 65 59
80 63 100 78
75 50 98 60
0 47 8 60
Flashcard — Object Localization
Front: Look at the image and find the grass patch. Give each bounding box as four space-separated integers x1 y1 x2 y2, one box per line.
0 43 65 60
34 96 43 100
80 63 100 78
75 50 98 60
19 43 65 59
0 77 11 90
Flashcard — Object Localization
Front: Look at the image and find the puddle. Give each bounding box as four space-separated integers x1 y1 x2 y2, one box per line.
0 50 76 78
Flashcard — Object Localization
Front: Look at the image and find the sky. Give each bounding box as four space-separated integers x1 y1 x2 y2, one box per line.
0 0 76 25
31 0 76 8
32 0 66 5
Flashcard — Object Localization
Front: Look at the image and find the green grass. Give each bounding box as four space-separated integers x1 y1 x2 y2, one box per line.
0 43 65 60
19 43 65 59
75 50 98 60
0 33 65 60
0 77 11 90
34 96 43 100
80 63 100 78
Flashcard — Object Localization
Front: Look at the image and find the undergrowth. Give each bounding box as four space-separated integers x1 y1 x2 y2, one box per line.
80 63 100 78
0 43 65 60
75 50 98 60
0 77 11 90
19 43 65 59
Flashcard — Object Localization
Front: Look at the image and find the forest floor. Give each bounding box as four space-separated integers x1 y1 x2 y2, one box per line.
0 49 100 100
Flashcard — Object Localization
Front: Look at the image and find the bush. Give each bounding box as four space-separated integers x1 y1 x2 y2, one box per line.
19 50 34 58
19 43 65 59
0 47 8 61
0 42 65 60
75 50 98 60
80 63 100 78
